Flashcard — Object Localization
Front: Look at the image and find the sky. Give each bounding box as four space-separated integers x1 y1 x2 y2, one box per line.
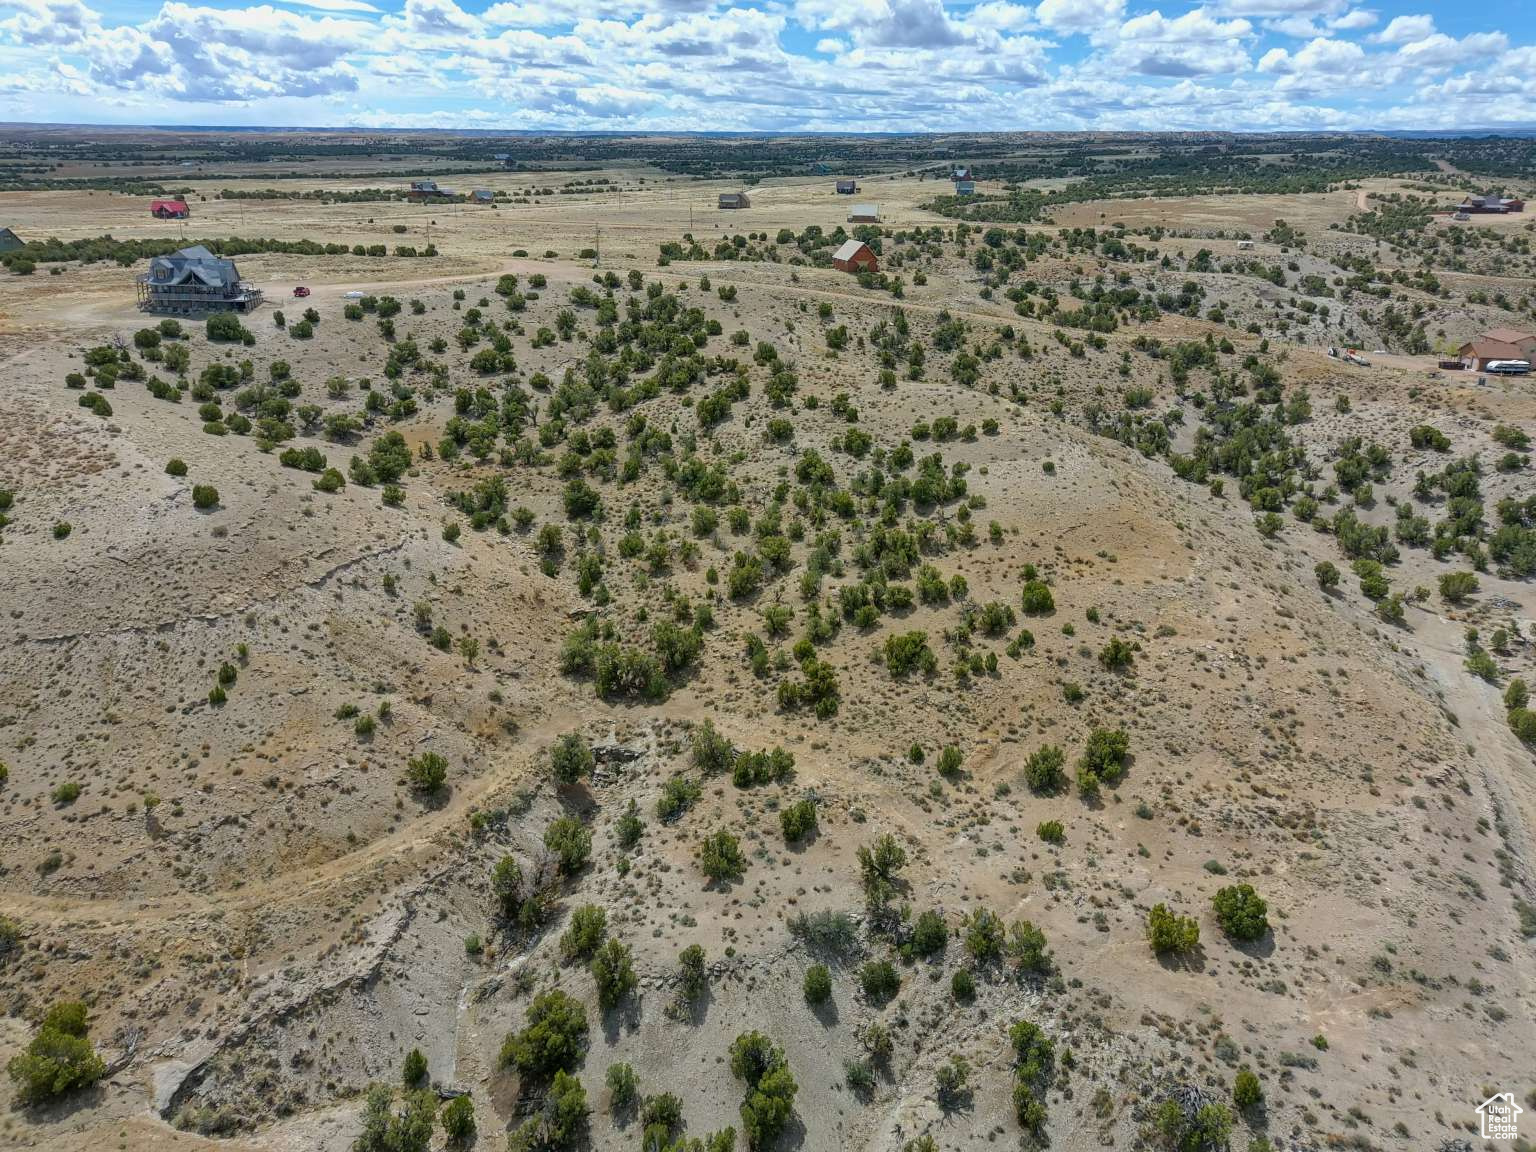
0 0 1531 133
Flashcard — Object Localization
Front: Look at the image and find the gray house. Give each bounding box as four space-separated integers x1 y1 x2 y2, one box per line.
0 227 22 253
718 192 751 209
136 245 262 314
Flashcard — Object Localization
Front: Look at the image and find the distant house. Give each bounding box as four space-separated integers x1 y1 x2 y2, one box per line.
1457 194 1524 214
470 189 495 204
407 179 452 201
1458 328 1536 369
832 239 878 274
953 178 975 196
718 192 751 209
835 179 857 195
136 245 262 315
1483 327 1536 352
0 227 22 253
847 203 881 224
150 199 190 219
951 167 972 180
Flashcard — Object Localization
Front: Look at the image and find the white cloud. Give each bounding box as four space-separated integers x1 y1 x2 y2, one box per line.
1119 9 1251 42
1265 15 1320 37
1395 30 1507 71
395 0 483 37
1211 0 1343 16
1034 0 1123 34
0 0 98 47
964 1 1035 34
273 0 381 13
1108 9 1250 76
795 0 969 47
1257 34 1365 86
1374 13 1433 44
1327 8 1375 30
0 0 1526 131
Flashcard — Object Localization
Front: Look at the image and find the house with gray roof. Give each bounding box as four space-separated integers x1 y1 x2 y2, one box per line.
136 245 263 314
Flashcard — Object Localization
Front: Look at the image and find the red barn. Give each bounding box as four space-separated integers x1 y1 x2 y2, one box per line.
150 200 190 219
832 239 878 274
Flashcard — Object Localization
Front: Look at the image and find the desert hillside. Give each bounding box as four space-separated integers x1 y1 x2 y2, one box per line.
0 133 1533 1152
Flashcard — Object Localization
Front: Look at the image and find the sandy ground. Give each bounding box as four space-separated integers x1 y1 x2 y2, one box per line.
0 162 1533 1152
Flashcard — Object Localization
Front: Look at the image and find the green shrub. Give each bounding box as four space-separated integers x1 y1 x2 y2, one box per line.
353 1084 436 1152
780 797 817 843
803 964 832 1004
1153 1099 1232 1152
559 904 607 961
1439 570 1479 603
1024 744 1065 792
1078 727 1130 793
498 989 588 1078
857 834 907 906
606 1063 638 1114
1021 579 1054 615
859 959 900 1004
1147 903 1200 955
590 937 636 1010
550 731 594 785
1036 820 1064 845
936 745 963 778
5 1001 106 1106
1212 884 1269 942
312 467 345 493
728 1032 797 1152
401 1048 428 1088
691 719 736 775
1098 637 1135 670
405 751 447 794
950 969 975 1001
205 313 247 342
786 910 860 958
441 1094 475 1142
657 775 702 822
699 829 746 882
1007 919 1051 974
1233 1066 1262 1110
677 944 708 1004
545 816 592 875
165 458 187 476
191 484 219 510
911 910 948 957
964 908 1005 961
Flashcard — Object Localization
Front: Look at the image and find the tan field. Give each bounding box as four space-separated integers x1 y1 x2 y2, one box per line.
0 142 1533 1152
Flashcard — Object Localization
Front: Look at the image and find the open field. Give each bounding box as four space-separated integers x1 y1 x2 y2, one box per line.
0 131 1534 1152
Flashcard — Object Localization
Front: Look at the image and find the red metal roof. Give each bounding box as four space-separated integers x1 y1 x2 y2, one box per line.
151 200 188 211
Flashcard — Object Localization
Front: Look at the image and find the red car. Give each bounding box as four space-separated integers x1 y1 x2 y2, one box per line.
292 286 311 298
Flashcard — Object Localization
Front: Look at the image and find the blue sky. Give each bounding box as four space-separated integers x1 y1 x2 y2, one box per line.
0 0 1531 131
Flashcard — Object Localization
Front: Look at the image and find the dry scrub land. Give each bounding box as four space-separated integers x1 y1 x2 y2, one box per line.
0 150 1533 1152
